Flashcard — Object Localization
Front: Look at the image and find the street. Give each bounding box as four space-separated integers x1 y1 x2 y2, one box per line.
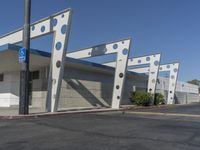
0 104 200 150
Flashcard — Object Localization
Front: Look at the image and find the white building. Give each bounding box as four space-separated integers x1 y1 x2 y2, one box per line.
0 44 198 110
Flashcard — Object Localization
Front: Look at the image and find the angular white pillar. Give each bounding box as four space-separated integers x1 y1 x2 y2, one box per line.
104 54 161 95
67 38 132 109
131 63 180 104
0 9 73 112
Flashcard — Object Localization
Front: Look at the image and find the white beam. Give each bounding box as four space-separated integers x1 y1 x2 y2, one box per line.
130 63 180 104
0 9 73 112
104 54 161 95
67 39 132 109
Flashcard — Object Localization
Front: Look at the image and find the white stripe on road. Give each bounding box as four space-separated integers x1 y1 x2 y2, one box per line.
126 111 200 118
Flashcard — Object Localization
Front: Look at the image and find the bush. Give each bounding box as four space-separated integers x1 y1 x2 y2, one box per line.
130 91 153 106
154 93 165 105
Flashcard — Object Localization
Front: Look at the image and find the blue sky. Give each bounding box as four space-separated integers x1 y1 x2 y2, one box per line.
0 0 199 81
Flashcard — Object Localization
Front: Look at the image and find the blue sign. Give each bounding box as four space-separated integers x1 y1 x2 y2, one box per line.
19 47 26 63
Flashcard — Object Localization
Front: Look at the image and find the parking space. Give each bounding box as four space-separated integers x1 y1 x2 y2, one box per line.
0 104 200 150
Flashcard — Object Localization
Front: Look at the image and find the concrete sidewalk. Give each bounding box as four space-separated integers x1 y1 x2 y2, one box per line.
0 103 198 119
0 106 44 116
0 106 119 119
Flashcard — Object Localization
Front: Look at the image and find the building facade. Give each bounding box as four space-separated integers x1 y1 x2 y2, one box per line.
0 44 199 110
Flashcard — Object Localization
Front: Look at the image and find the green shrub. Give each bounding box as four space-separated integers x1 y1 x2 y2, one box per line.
154 93 165 105
130 91 153 106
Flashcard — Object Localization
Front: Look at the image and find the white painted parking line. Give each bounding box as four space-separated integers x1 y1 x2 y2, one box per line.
126 111 200 118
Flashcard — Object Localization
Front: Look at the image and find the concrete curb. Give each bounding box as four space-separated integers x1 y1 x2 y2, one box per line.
121 104 177 110
0 108 124 120
0 104 178 120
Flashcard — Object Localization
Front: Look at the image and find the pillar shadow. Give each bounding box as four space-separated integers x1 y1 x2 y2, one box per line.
66 79 108 107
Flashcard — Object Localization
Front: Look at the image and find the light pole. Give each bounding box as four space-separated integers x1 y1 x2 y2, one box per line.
19 0 31 114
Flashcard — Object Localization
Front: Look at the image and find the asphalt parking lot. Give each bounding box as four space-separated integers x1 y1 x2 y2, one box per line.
1 103 200 150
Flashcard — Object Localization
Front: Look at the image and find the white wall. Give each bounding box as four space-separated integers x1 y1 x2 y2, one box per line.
0 72 19 107
157 77 199 94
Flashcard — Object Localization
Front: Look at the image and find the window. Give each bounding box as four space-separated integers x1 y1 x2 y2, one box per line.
31 71 39 80
0 74 3 82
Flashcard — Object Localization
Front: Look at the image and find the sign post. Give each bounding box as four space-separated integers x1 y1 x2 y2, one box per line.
19 0 31 114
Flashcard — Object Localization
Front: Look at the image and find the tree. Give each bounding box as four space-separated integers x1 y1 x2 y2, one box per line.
187 79 200 85
187 79 200 93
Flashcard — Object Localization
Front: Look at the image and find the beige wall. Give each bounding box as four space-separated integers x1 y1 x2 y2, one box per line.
31 66 148 110
1 63 198 109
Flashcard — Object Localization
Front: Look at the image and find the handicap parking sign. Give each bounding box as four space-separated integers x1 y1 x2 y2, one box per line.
19 47 26 63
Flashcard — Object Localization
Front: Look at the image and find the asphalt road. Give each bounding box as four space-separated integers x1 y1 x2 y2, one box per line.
1 104 200 150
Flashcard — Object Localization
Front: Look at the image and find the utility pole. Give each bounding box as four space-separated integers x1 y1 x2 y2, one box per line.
19 0 31 114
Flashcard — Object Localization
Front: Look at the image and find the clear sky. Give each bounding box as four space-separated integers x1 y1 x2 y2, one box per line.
0 0 199 81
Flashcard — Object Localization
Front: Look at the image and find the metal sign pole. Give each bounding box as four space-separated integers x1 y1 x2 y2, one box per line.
19 0 31 114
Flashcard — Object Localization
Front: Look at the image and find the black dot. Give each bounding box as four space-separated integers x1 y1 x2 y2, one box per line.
41 26 45 32
117 96 120 99
56 61 61 68
119 73 124 78
146 57 150 61
32 25 35 31
52 18 58 27
61 24 67 34
55 42 62 50
113 44 118 49
116 85 120 89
